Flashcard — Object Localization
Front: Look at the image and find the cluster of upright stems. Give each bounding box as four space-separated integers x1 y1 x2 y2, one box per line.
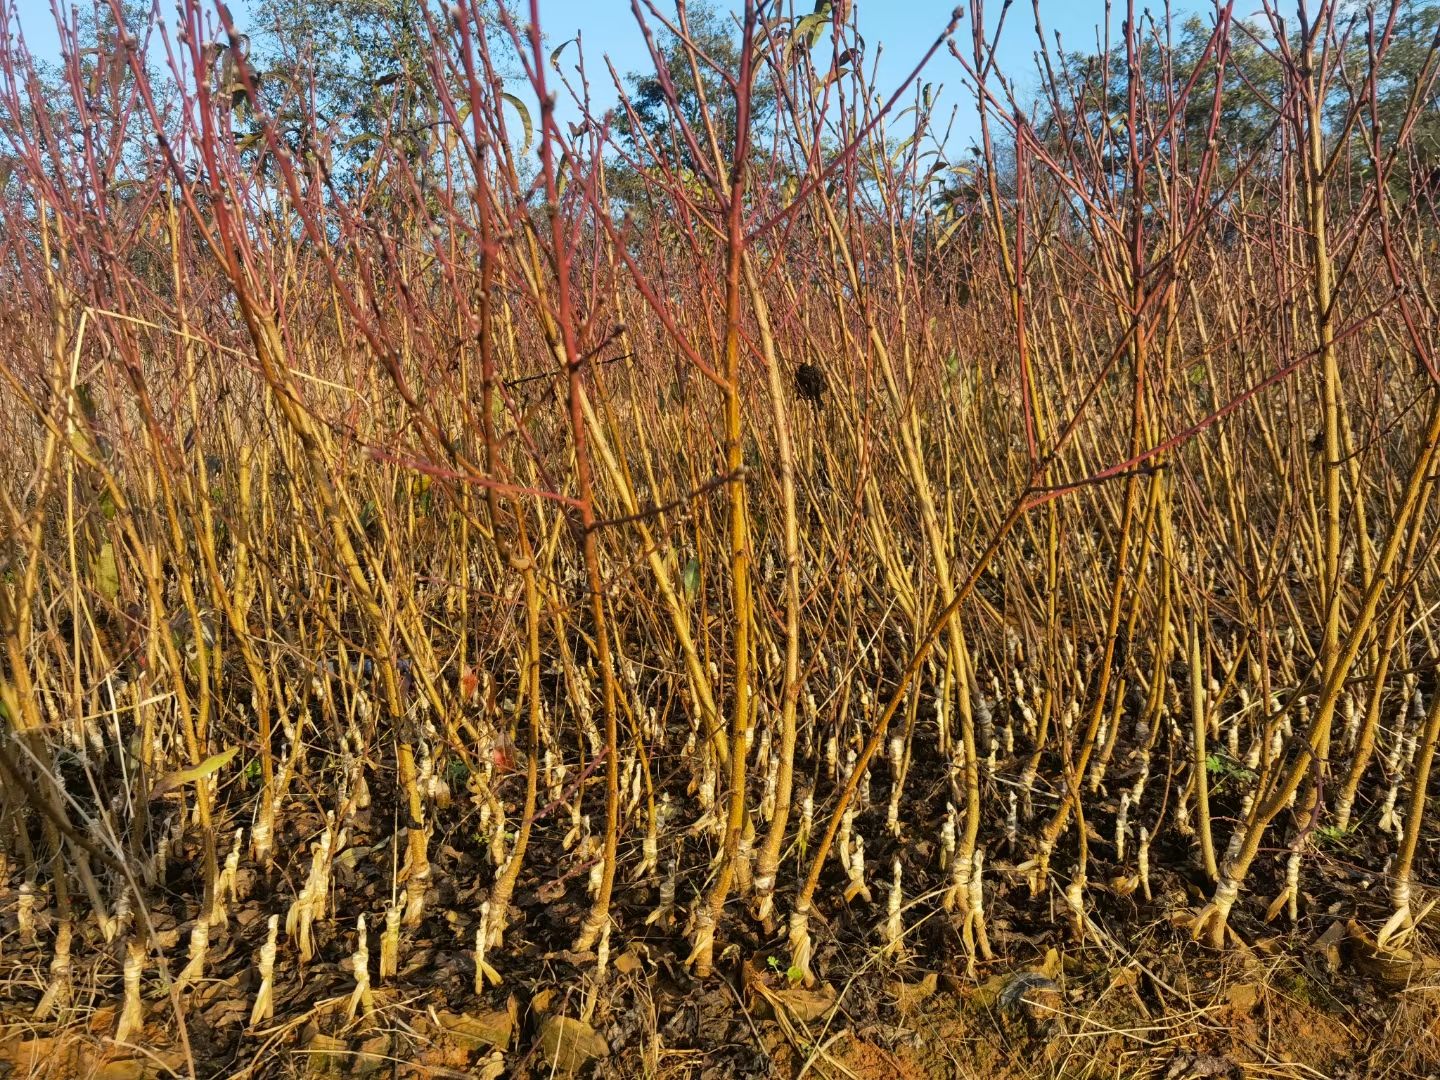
1 0 1440 1041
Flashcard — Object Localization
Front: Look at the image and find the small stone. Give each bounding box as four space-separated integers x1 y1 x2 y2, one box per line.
1225 982 1260 1014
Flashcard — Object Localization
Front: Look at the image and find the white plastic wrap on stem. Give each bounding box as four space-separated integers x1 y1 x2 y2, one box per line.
646 859 678 927
787 906 814 986
837 806 855 875
115 937 145 1044
881 857 904 954
250 914 279 1028
940 803 957 870
844 833 871 903
348 914 372 1020
379 903 401 979
32 921 73 1021
1114 791 1130 861
1137 827 1152 901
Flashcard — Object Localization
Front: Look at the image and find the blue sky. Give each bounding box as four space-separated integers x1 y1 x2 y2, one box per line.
10 0 1218 146
531 1 1150 142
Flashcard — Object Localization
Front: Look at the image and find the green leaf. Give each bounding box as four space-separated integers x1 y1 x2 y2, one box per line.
682 558 701 597
890 132 918 167
92 540 119 601
75 382 99 421
752 23 784 68
556 149 571 200
934 215 967 251
550 38 575 70
502 93 533 155
148 746 239 801
792 8 831 50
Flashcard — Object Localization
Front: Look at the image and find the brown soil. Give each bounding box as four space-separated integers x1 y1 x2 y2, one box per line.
4 904 1439 1080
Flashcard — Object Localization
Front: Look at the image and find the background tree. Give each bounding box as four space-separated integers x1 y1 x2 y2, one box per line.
1026 5 1440 192
604 0 781 223
239 0 518 196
